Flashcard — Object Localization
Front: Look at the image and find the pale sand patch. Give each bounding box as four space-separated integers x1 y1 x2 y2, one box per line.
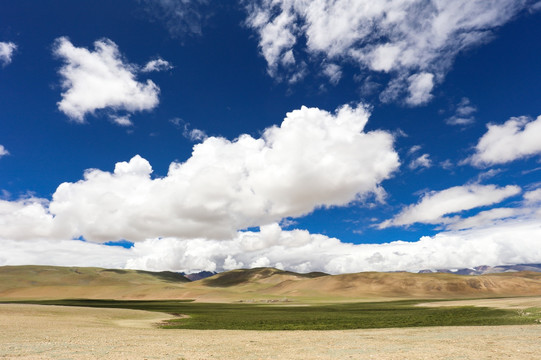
1 304 541 360
417 296 541 310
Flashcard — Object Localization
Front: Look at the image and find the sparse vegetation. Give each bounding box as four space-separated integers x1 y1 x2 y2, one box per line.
5 299 540 330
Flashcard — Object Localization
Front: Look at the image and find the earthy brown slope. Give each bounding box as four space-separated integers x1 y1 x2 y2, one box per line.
0 265 191 300
263 271 541 299
201 267 327 287
2 265 541 302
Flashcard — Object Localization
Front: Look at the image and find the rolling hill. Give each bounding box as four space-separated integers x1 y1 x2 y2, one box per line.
2 265 541 302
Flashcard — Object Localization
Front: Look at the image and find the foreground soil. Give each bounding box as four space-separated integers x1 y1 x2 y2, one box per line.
1 304 540 359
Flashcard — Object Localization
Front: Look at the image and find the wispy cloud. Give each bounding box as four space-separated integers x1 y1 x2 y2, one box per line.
109 114 133 127
408 153 432 170
141 58 173 72
138 0 212 38
446 97 477 125
245 0 533 105
379 184 521 228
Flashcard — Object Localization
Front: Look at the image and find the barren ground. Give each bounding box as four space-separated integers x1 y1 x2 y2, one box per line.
1 304 541 359
416 296 541 309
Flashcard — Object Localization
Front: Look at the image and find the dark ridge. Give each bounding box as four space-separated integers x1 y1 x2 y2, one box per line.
101 269 129 274
202 267 328 287
135 270 191 283
183 271 217 281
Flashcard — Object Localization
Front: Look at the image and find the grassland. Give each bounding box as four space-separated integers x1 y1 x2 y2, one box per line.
2 265 541 330
6 298 541 330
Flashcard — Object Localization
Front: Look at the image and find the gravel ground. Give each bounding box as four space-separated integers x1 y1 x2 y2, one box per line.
1 304 540 360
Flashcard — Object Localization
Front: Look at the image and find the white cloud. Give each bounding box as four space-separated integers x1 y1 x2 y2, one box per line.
380 184 521 228
142 58 173 72
0 104 398 243
446 97 477 125
468 115 541 166
2 219 541 274
0 42 16 66
245 0 531 104
247 4 298 78
109 115 133 127
524 188 541 203
54 37 160 122
0 198 68 241
405 72 434 106
445 207 520 230
408 153 432 170
408 145 422 155
0 238 132 269
0 145 9 158
184 127 207 142
322 63 342 85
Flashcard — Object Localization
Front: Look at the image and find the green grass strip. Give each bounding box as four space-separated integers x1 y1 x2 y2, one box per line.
4 299 540 330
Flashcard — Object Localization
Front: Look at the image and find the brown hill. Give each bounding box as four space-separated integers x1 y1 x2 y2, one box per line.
0 265 190 300
201 267 327 287
2 266 541 302
261 271 541 299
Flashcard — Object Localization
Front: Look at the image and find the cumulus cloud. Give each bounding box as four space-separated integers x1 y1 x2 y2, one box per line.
468 115 541 166
54 37 160 123
0 238 132 269
138 0 212 38
0 198 68 241
0 42 16 66
379 184 521 228
0 145 9 158
0 104 398 243
142 58 173 72
2 219 541 274
245 0 532 104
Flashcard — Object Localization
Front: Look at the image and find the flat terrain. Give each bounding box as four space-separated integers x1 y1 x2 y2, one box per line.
418 296 541 309
13 298 540 330
1 304 540 360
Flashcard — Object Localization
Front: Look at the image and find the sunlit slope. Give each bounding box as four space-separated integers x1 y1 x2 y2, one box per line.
201 267 327 287
2 266 541 301
262 271 541 299
0 265 190 300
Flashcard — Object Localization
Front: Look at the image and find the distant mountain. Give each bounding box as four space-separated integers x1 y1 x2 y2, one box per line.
183 271 217 281
418 263 541 275
200 267 327 287
2 265 541 302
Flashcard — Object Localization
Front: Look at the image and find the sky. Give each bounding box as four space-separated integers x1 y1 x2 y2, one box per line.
1 0 541 274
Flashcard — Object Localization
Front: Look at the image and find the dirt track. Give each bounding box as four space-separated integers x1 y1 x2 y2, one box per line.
1 304 540 359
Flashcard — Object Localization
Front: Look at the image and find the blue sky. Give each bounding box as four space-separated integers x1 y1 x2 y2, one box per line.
1 1 541 273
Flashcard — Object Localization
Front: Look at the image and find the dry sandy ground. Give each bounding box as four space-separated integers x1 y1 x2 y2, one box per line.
1 304 541 360
417 296 541 310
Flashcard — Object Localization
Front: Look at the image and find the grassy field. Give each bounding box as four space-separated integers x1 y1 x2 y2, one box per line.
5 299 540 330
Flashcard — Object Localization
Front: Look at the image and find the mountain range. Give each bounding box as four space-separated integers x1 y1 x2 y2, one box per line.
2 265 541 302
